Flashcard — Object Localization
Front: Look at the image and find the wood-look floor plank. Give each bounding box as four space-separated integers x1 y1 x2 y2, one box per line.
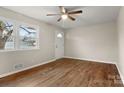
0 58 123 87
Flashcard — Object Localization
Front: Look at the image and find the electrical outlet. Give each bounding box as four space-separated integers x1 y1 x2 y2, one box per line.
14 64 23 69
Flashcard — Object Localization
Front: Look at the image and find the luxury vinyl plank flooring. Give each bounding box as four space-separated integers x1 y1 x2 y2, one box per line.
0 58 123 87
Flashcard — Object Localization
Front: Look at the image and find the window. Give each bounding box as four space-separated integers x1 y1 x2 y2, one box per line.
0 19 15 50
0 17 39 52
19 25 38 49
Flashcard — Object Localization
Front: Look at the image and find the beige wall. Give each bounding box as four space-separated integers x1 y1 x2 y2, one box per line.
117 7 124 80
65 22 118 63
0 7 63 75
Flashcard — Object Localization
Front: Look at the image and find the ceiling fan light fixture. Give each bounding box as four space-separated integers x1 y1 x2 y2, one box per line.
47 6 82 22
61 14 68 20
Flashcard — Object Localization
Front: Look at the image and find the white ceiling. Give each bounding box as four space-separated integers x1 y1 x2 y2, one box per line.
2 6 120 29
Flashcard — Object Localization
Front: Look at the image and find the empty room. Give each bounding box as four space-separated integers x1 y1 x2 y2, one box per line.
0 6 124 87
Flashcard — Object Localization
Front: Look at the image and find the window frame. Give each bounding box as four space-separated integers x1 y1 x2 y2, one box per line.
17 22 40 50
0 16 40 52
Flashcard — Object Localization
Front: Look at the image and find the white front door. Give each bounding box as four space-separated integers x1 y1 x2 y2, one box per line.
55 31 64 59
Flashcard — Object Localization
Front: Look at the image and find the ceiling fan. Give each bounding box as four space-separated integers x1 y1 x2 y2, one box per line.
46 6 83 22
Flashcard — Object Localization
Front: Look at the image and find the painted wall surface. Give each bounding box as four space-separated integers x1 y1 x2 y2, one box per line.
0 7 63 75
65 22 118 63
117 7 124 80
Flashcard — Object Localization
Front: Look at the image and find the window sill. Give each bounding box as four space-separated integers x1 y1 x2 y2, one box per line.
0 48 40 52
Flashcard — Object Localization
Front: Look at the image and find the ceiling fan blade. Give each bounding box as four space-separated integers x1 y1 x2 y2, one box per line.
47 14 61 16
68 16 75 21
57 17 62 22
68 10 82 14
59 6 66 13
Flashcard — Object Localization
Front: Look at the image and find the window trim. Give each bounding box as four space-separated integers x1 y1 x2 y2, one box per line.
17 22 40 50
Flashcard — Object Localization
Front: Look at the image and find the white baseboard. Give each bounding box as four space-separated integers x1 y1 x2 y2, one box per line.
64 56 116 64
115 63 124 85
0 59 56 78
